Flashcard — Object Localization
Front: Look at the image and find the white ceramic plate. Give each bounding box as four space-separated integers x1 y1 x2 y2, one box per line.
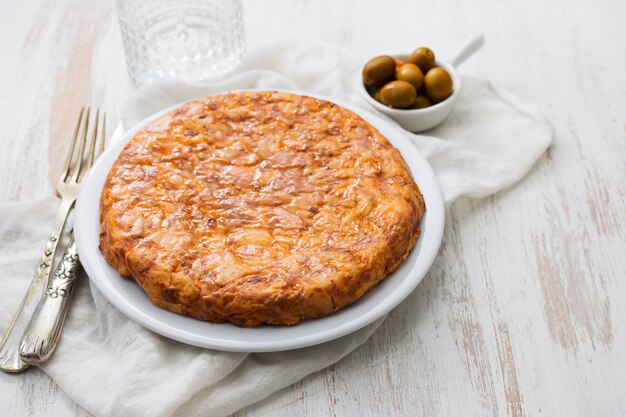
74 90 445 352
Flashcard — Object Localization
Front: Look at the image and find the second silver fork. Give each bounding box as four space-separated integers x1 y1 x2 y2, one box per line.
0 108 105 372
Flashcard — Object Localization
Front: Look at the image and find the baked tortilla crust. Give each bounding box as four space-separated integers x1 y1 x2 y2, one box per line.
99 91 425 326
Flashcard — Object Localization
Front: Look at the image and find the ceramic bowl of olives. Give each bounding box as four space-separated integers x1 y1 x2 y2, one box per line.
358 34 484 132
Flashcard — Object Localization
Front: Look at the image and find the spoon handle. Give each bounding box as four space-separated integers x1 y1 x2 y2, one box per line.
450 33 485 68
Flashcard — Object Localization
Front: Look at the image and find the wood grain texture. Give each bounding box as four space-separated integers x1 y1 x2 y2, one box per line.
1 0 625 416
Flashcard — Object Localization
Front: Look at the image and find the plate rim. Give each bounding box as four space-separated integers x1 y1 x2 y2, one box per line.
74 89 445 352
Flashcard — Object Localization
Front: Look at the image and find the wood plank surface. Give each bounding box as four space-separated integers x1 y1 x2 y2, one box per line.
1 0 624 416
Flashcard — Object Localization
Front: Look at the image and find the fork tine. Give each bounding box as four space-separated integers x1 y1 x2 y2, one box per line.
61 108 85 181
98 112 106 156
70 107 90 182
84 109 100 172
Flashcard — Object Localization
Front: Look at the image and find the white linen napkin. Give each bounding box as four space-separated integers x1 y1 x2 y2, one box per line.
0 38 552 417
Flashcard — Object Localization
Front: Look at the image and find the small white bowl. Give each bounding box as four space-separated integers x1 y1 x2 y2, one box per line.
357 34 484 133
358 58 460 132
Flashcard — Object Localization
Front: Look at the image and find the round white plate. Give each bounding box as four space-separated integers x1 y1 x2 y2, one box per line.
74 90 445 352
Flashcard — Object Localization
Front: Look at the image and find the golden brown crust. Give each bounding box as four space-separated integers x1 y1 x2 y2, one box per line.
99 91 425 326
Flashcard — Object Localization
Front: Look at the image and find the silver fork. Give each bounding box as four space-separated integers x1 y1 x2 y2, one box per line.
0 108 105 372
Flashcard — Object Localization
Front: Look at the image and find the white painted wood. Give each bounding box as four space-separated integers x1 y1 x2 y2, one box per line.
1 0 625 415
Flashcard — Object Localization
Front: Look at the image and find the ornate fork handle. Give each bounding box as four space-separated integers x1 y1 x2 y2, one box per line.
0 197 74 372
19 238 80 366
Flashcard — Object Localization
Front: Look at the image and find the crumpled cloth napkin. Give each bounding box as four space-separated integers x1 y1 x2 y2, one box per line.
0 38 552 417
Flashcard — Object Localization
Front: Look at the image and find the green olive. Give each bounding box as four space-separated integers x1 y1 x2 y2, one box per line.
412 95 433 109
362 55 396 87
424 67 453 103
408 47 436 73
396 63 423 91
380 80 417 109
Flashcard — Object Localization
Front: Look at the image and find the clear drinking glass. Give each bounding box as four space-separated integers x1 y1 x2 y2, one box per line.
115 0 245 85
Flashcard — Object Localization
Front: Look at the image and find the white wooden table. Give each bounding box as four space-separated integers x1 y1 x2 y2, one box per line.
1 0 625 415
